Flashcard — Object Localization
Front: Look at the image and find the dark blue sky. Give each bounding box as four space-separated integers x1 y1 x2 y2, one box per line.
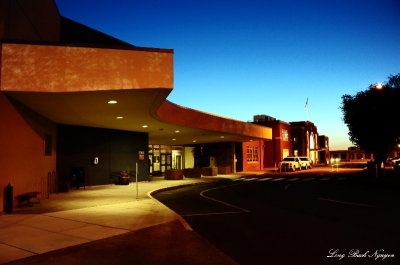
55 0 400 149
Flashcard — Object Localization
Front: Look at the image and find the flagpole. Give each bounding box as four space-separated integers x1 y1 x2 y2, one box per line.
304 97 309 121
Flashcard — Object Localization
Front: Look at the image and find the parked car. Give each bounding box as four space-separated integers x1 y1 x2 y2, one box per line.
279 157 301 172
393 160 400 172
298 156 312 169
390 156 400 166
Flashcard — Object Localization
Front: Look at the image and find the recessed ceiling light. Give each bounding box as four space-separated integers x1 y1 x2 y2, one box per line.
108 100 117 104
193 140 197 143
116 116 123 119
142 125 148 128
220 136 225 138
175 130 180 133
172 138 176 141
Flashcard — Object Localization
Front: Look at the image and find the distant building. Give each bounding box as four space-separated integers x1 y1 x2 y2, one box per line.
252 115 292 168
331 147 373 162
242 116 329 169
290 121 319 164
318 135 330 164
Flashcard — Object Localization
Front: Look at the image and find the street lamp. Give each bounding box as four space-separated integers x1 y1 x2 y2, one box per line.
336 158 340 172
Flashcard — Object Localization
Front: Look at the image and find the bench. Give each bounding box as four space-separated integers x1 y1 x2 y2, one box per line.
16 192 41 207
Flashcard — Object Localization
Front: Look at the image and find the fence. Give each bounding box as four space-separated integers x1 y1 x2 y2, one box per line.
41 171 58 199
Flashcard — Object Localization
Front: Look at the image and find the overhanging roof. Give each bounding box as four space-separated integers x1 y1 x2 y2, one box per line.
5 89 271 145
1 42 271 145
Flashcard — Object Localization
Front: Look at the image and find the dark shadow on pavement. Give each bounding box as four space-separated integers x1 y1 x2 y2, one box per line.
4 220 238 265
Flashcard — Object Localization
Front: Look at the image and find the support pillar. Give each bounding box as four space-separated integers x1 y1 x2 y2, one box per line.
232 142 236 174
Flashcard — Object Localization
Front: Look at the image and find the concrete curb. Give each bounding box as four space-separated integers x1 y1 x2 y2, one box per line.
147 178 220 231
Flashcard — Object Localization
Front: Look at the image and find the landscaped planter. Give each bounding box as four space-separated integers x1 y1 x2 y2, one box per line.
118 176 130 185
218 166 232 174
58 180 70 192
202 167 218 176
165 169 184 180
183 168 202 178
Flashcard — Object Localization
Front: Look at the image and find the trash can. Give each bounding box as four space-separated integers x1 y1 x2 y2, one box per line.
4 184 13 213
71 167 85 189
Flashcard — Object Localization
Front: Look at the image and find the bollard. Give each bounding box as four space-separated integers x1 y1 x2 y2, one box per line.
4 183 13 213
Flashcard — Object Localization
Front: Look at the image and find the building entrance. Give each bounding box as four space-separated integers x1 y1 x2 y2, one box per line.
149 145 184 175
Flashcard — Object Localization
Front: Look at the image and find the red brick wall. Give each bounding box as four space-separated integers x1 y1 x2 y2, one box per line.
263 122 292 168
242 141 261 172
276 122 292 160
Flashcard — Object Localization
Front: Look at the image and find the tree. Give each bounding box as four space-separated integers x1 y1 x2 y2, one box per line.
341 74 400 172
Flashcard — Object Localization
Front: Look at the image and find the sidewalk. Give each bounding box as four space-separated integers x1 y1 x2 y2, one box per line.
0 176 240 265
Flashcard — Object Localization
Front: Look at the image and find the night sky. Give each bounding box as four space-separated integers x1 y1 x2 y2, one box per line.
55 0 400 149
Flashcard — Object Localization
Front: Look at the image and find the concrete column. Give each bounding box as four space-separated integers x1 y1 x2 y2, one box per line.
232 142 236 174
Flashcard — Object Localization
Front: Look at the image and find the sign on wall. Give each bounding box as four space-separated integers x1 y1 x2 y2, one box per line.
138 151 145 161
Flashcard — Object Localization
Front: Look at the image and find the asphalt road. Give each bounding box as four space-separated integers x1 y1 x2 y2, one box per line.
154 169 400 265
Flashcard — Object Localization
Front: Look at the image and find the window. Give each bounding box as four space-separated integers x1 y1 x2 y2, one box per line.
283 149 289 159
246 146 258 162
293 150 298 157
282 129 289 141
44 134 52 156
310 132 315 149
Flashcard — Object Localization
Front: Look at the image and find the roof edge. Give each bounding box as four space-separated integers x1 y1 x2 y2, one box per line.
0 39 174 54
156 100 272 140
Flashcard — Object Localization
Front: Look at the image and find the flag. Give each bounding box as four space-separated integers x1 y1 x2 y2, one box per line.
304 97 309 110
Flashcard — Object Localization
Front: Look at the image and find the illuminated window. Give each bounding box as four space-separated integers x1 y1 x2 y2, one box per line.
282 129 289 141
247 146 259 162
283 149 289 159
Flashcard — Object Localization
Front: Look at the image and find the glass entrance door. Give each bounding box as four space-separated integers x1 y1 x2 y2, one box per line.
149 144 173 176
175 155 182 169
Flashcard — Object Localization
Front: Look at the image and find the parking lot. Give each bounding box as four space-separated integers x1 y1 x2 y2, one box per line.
155 167 400 265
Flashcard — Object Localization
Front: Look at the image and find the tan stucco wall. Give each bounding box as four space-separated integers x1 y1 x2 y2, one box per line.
0 43 173 92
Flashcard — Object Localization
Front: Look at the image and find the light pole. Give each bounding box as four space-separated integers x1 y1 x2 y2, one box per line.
336 158 340 172
370 83 384 91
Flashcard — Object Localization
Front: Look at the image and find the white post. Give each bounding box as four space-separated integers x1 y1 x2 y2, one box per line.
231 142 236 174
135 162 138 199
